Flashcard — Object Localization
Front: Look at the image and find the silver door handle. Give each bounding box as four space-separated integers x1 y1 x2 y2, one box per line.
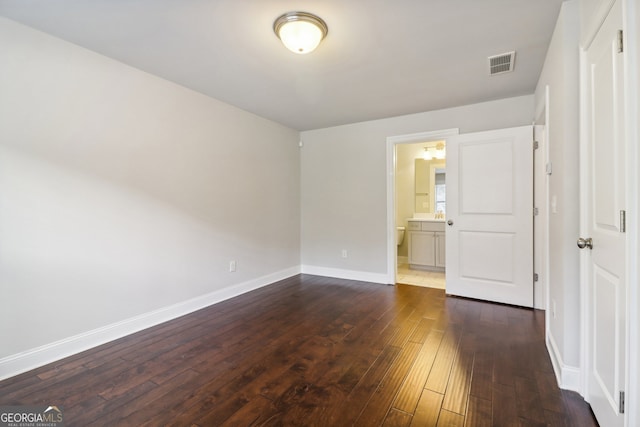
577 237 593 250
447 220 453 226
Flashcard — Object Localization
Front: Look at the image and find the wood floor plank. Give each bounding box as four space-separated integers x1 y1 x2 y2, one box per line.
491 382 519 426
0 275 598 426
562 390 599 427
408 317 436 344
200 283 390 424
465 396 492 427
479 304 495 324
0 374 43 403
182 313 354 422
354 342 422 426
219 395 275 426
410 389 444 427
382 408 413 427
12 356 134 408
535 370 567 414
392 329 443 413
319 301 414 395
543 409 570 426
469 347 493 400
492 341 518 386
425 326 462 394
437 409 465 426
85 369 203 426
327 344 402 424
441 345 474 415
514 376 547 423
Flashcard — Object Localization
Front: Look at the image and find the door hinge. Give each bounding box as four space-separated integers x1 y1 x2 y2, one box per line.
533 140 539 150
620 210 626 233
618 30 624 53
534 273 539 282
620 391 625 414
534 207 539 216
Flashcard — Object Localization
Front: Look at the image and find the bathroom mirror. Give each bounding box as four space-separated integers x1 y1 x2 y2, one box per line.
414 159 446 213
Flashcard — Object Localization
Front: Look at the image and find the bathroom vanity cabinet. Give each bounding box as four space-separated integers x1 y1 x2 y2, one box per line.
407 220 445 270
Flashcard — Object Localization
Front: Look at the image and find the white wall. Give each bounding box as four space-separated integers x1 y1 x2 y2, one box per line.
0 17 300 375
534 1 581 387
300 95 534 281
580 0 616 46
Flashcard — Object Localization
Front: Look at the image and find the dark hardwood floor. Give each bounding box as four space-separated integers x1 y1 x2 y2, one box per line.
1 274 598 426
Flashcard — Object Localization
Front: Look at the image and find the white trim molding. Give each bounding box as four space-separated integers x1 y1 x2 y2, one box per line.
0 266 301 381
385 128 460 284
547 332 582 393
301 265 390 285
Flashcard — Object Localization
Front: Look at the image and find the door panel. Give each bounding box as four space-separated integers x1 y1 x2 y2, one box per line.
446 126 533 307
460 140 514 214
459 231 514 283
584 1 626 425
593 266 622 402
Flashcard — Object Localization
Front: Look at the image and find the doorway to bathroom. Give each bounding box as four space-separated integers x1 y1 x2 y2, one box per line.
386 126 536 307
386 128 459 289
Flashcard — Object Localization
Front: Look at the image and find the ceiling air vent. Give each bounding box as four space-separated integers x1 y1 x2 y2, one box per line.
488 51 516 75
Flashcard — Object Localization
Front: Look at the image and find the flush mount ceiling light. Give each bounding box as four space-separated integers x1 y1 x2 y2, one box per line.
273 11 328 54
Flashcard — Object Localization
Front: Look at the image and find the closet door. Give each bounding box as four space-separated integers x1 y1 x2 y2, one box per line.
583 1 626 425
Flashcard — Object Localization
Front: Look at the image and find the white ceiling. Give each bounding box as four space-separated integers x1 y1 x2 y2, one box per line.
0 0 564 131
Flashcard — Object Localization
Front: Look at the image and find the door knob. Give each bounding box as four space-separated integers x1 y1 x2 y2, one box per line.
577 237 593 250
447 220 454 226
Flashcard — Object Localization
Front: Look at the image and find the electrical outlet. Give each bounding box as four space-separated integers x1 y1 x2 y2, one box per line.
341 249 348 258
229 260 236 272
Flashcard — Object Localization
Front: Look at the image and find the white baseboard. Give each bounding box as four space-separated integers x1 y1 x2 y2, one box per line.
546 332 582 393
0 266 301 381
301 265 391 285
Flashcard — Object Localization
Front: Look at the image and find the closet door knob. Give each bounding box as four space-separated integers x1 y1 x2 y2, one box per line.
577 237 593 250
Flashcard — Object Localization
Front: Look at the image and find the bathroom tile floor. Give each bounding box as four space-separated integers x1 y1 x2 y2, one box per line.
396 262 446 289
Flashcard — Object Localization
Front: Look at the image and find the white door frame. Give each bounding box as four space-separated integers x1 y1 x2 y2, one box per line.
385 128 459 284
534 86 550 312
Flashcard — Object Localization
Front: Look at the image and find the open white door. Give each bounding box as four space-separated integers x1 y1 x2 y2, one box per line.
446 126 533 307
583 1 626 425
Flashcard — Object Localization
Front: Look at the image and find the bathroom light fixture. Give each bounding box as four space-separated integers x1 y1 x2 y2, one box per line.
273 11 328 54
422 143 446 160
